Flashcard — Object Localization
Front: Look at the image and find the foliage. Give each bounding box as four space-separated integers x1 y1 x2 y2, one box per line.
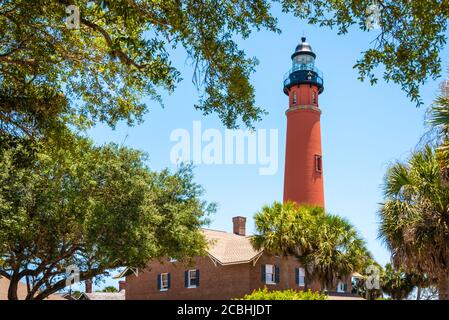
0 0 278 137
299 212 371 290
252 202 372 290
100 286 118 293
0 134 214 299
239 287 327 300
2 1 449 138
70 290 82 299
380 264 415 300
379 145 449 299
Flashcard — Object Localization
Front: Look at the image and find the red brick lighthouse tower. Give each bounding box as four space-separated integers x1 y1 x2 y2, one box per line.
283 37 325 207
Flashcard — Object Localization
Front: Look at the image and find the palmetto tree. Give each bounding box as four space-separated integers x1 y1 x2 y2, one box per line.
380 264 415 300
251 202 316 288
298 214 370 291
379 146 449 300
252 202 370 291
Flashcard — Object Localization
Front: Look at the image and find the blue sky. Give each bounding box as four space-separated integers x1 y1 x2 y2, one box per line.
86 4 448 290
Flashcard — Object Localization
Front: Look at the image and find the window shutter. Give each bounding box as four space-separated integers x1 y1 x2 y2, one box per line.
157 274 161 290
184 271 188 287
295 268 299 285
261 265 266 283
196 270 200 287
167 273 171 289
275 265 280 284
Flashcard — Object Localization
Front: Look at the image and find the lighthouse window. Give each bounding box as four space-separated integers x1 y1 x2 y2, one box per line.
292 92 297 105
315 155 322 173
312 91 317 104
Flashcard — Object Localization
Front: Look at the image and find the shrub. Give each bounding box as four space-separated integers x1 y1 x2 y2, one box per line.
238 288 327 300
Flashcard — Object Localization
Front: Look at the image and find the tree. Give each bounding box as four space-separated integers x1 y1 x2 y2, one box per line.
298 212 371 291
251 202 314 289
0 133 214 300
2 1 448 138
101 286 118 293
0 0 278 138
379 145 449 300
252 202 371 291
380 263 415 300
280 0 449 106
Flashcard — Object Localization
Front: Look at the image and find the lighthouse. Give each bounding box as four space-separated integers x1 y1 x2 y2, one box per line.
283 37 325 207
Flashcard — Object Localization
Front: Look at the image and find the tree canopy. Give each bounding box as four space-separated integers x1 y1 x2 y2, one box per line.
380 263 415 300
252 202 372 290
0 0 277 137
0 134 214 299
379 145 449 300
2 0 448 138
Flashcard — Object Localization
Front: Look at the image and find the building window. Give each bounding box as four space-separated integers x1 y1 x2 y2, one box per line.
292 92 297 105
185 269 200 288
296 267 305 287
312 91 317 104
315 155 323 173
169 257 177 263
158 273 170 291
261 264 279 284
337 281 348 293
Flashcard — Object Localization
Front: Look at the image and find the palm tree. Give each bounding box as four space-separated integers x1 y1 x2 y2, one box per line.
298 213 370 291
380 264 415 300
251 202 314 288
379 145 449 300
252 202 370 292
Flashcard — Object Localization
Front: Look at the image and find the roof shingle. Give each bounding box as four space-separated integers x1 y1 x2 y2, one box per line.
202 229 262 265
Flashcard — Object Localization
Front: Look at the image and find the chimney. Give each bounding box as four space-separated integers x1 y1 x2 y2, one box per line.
85 279 92 293
232 216 246 236
119 280 126 292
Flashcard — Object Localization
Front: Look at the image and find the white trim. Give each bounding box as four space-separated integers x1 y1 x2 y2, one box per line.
187 269 198 288
286 105 321 114
159 273 169 291
297 267 306 287
265 264 276 285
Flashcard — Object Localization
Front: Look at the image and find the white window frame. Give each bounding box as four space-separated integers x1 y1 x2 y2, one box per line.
160 273 169 291
265 264 276 285
292 92 297 105
187 269 198 288
297 267 305 287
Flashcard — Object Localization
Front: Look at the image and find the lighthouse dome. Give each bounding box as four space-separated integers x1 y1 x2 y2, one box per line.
292 37 316 59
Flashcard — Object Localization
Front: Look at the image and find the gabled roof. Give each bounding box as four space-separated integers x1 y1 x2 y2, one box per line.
115 228 263 277
79 290 125 300
202 229 262 266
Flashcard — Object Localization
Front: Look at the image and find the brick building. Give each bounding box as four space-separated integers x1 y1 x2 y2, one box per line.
124 217 354 300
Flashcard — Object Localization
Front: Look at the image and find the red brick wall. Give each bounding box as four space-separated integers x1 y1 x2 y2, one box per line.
126 253 334 300
126 256 250 300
